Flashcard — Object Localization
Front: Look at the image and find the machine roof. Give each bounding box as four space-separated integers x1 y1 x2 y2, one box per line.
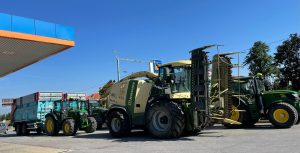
160 60 191 67
0 13 75 77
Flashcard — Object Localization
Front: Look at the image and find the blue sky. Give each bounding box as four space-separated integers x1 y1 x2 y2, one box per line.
0 0 299 114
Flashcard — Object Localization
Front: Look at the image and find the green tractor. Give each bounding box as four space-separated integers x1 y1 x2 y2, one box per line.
44 100 97 136
228 75 300 128
211 53 300 128
87 100 108 129
105 47 212 138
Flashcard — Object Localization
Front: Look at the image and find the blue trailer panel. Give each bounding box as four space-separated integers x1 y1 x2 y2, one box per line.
12 92 63 135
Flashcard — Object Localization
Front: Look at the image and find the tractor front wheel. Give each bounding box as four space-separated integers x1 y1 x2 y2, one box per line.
268 102 298 128
62 119 77 136
44 116 59 136
85 117 97 133
146 102 185 139
107 110 131 137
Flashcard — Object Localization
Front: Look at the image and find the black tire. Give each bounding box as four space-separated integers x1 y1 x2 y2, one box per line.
107 110 131 137
146 102 185 139
268 102 298 128
62 119 77 136
44 116 59 136
96 116 103 130
21 123 29 135
36 128 43 135
85 117 97 133
295 114 300 125
16 124 23 136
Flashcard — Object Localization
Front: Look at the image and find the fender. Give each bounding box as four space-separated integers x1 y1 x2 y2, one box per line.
45 113 58 121
146 96 170 109
265 100 293 111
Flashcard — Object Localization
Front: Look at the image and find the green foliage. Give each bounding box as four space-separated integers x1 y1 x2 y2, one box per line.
0 113 11 121
244 41 278 78
275 34 300 90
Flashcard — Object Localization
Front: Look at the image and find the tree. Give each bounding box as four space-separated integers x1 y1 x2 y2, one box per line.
275 33 300 91
244 41 278 78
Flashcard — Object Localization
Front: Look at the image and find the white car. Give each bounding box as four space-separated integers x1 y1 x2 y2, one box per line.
0 123 8 134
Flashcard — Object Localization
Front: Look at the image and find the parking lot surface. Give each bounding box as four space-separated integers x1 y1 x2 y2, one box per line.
0 123 300 153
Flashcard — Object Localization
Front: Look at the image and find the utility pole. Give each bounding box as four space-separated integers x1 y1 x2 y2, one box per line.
116 56 121 82
113 50 152 82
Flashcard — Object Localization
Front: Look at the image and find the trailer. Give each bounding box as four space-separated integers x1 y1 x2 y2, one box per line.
12 92 63 135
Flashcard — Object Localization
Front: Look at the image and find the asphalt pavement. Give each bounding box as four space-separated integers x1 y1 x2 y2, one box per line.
0 123 299 153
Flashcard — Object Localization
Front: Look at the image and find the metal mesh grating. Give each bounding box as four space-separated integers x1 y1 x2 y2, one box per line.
0 37 68 77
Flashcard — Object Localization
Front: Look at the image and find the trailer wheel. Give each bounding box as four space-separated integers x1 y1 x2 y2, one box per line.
146 102 185 139
85 117 97 133
107 110 131 137
268 102 298 128
16 124 23 136
62 119 77 136
45 116 59 136
21 123 29 135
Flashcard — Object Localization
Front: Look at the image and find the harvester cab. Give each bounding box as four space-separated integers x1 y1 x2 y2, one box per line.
44 99 97 136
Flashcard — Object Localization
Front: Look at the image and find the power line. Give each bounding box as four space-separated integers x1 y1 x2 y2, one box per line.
240 38 288 52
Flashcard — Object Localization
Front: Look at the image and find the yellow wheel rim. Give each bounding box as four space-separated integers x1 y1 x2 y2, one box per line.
273 109 289 123
46 118 54 132
64 122 71 133
230 105 240 121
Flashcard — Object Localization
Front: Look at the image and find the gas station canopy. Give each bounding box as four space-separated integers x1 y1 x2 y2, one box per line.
0 13 75 77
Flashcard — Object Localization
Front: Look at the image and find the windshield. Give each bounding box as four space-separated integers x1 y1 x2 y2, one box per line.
61 101 87 110
172 67 191 93
159 66 191 93
232 79 254 95
90 102 100 108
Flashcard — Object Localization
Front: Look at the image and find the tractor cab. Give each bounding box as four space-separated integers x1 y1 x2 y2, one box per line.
54 99 89 115
232 76 265 96
157 60 192 99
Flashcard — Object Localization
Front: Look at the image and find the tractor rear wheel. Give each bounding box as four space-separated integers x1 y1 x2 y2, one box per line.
21 123 29 135
62 119 77 136
15 124 23 136
85 117 97 133
44 116 59 136
107 110 131 137
268 102 298 128
146 102 185 139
